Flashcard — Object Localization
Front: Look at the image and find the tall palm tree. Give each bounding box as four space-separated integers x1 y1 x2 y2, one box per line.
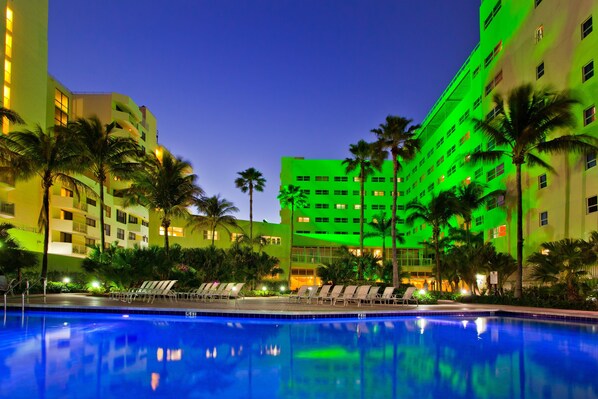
372 115 420 287
455 182 500 239
406 189 460 292
364 212 404 264
68 116 140 252
472 84 598 298
0 126 88 280
342 140 382 279
122 147 202 255
234 167 266 241
192 194 239 245
0 107 24 126
277 184 308 274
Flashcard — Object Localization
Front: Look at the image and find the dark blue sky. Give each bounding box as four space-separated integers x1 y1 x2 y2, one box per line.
48 1 480 223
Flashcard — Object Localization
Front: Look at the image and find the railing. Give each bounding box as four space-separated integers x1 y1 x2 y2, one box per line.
73 221 87 234
3 278 46 316
0 202 15 216
72 244 87 255
74 201 88 212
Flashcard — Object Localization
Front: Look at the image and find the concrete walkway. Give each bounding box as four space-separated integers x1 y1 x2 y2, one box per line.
4 293 598 321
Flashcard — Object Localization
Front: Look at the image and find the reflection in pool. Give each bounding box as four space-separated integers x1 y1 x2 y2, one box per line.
0 312 597 399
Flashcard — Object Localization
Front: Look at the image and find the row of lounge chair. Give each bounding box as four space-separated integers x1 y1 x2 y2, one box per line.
178 282 245 302
289 285 418 307
110 280 178 304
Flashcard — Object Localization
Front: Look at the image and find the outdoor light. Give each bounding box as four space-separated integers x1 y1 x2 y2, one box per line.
419 289 426 295
461 289 469 295
62 277 71 284
262 286 267 291
280 285 285 292
91 281 100 288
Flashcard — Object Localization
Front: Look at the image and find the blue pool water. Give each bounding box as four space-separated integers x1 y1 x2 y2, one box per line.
0 311 596 399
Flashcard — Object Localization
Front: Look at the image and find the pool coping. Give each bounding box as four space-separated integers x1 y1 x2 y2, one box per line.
6 302 598 324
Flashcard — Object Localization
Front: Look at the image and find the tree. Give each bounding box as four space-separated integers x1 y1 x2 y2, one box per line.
0 107 24 127
234 167 266 241
0 223 37 280
69 116 140 252
472 84 598 298
406 189 460 292
122 147 202 255
192 194 239 245
527 238 597 301
364 212 404 264
0 126 89 280
277 184 308 276
342 139 382 279
372 115 420 288
455 182 499 239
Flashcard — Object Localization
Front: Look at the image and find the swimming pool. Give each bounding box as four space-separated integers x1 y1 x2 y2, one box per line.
1 311 596 399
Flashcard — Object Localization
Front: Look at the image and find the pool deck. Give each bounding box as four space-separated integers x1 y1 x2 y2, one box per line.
4 293 598 321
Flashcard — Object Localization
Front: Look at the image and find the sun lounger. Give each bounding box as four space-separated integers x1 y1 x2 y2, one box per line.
347 285 371 307
148 280 177 303
209 283 236 301
179 282 207 300
190 282 214 301
196 282 220 301
393 286 418 306
333 285 357 306
311 285 331 304
288 285 309 302
320 285 343 305
226 282 245 302
364 286 381 306
377 286 396 304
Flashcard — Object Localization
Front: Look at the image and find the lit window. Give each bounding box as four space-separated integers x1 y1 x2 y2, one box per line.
372 191 385 196
490 225 507 239
264 236 281 245
6 7 13 32
586 153 597 169
583 61 594 82
587 196 598 213
60 187 74 197
584 106 596 126
582 16 593 39
463 177 471 186
230 232 243 241
297 217 310 223
335 204 347 210
160 226 185 237
438 175 445 184
202 230 217 240
353 204 361 210
5 33 12 58
539 211 548 226
536 61 544 80
353 176 361 182
460 132 470 144
535 25 544 43
538 174 547 189
315 176 329 182
4 59 10 84
437 156 444 166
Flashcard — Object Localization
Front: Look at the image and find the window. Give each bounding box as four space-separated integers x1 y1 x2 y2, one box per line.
475 216 484 226
128 232 137 240
586 153 597 169
582 16 593 39
473 66 480 78
54 89 69 126
371 177 386 182
485 70 503 96
117 228 125 240
116 210 127 224
334 218 348 223
447 165 457 176
353 177 361 182
584 106 596 126
583 61 594 82
202 230 218 240
335 204 347 210
538 174 547 189
539 211 548 226
536 62 545 80
487 194 506 210
371 204 386 210
128 215 139 224
483 0 502 30
353 204 362 210
105 224 111 236
460 132 470 145
301 189 310 195
588 196 598 213
372 191 385 196
436 137 445 148
264 236 281 245
437 156 445 166
333 190 348 196
315 231 326 235
85 238 95 247
104 205 111 218
535 25 544 43
438 175 445 184
419 158 425 167
61 187 73 197
334 176 348 182
487 163 505 181
352 218 360 223
315 176 329 182
86 218 96 227
535 0 542 7
447 145 456 157
474 168 483 179
487 105 502 121
296 230 310 234
315 203 329 209
484 41 502 68
296 176 310 182
297 217 310 223
86 198 96 207
473 97 481 109
60 232 72 243
419 191 425 199
397 205 405 211
315 217 329 223
315 190 329 195
61 210 73 221
230 232 243 242
427 183 434 193
428 166 435 174
142 220 149 227
490 225 507 239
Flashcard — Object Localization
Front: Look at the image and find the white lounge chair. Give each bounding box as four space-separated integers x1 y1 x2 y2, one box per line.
288 285 309 302
312 285 331 304
394 286 418 306
210 282 236 301
191 282 214 301
196 282 221 301
148 280 177 303
179 282 207 300
347 285 371 307
364 286 381 306
377 286 396 304
320 285 343 305
333 285 357 306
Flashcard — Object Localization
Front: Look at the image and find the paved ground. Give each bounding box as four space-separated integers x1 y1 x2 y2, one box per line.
4 293 598 320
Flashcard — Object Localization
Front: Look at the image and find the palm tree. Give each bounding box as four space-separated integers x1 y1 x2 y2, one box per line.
234 167 266 241
364 212 404 264
472 84 598 298
406 189 460 292
122 147 202 255
0 126 88 280
192 194 239 245
342 140 382 279
372 115 421 287
68 116 140 252
455 182 496 235
0 107 24 127
277 184 308 274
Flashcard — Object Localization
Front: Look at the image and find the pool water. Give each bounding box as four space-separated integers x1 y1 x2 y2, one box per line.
0 311 596 399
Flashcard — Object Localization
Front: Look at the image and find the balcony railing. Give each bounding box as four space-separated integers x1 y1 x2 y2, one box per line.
72 244 87 255
74 201 88 212
73 221 87 234
0 202 15 216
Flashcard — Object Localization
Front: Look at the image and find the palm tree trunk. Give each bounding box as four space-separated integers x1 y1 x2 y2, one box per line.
41 186 50 281
163 219 170 256
249 185 254 241
211 226 216 246
434 225 442 292
515 163 523 299
99 180 106 252
391 158 399 287
359 170 365 280
289 205 294 286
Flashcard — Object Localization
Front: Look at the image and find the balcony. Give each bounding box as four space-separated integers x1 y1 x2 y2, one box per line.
49 242 88 257
52 195 87 213
0 202 15 218
52 218 87 235
0 174 15 190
